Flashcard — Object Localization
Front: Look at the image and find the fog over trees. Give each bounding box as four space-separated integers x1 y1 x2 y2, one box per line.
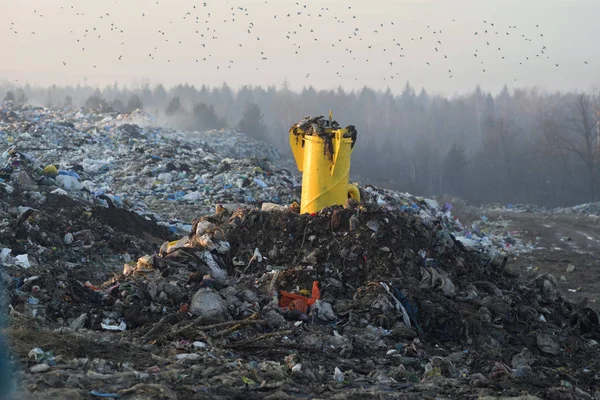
2 80 599 208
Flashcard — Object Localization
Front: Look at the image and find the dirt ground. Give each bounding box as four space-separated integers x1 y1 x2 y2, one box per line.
458 210 600 310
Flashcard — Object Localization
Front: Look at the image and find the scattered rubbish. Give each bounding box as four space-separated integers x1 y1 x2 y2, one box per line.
56 174 83 191
90 391 121 399
69 313 87 330
291 363 302 373
174 353 201 362
241 376 257 386
537 333 561 355
0 248 11 264
561 380 573 389
14 254 31 269
190 288 227 322
28 348 54 365
311 300 336 322
366 220 380 233
333 367 344 383
261 202 289 212
29 364 51 373
100 320 127 332
63 232 74 245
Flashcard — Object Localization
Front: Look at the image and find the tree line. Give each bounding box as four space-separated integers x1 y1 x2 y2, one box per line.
1 80 599 207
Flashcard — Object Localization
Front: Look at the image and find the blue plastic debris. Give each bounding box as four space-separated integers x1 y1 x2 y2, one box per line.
58 170 81 180
166 191 185 201
254 177 268 188
392 287 422 334
90 391 121 398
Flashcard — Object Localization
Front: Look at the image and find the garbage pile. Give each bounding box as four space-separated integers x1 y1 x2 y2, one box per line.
2 102 600 399
0 102 533 258
453 215 541 256
4 201 600 398
483 203 543 214
479 201 600 218
191 129 283 162
0 103 298 225
486 201 600 217
554 202 600 217
363 186 538 257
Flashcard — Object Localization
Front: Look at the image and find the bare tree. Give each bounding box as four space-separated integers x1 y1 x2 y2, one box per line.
543 94 600 200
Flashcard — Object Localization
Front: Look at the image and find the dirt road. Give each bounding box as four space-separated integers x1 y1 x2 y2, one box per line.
462 210 600 308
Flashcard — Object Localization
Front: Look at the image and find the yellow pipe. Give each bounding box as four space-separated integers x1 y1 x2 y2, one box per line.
289 118 357 214
348 184 360 202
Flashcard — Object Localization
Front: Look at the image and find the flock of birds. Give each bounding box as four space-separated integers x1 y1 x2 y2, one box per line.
4 1 591 86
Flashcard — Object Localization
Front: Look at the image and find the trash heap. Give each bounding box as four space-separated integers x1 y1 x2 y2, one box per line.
483 203 543 214
0 103 298 226
453 215 540 256
0 102 531 257
4 201 600 398
554 202 600 217
479 201 600 218
191 129 284 162
362 186 538 256
485 201 600 217
1 102 599 399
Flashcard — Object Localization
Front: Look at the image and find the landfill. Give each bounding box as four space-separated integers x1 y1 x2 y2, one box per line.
553 202 600 217
0 105 297 226
2 102 600 399
483 202 600 218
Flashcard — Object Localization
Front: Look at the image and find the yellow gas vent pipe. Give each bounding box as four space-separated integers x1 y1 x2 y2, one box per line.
289 112 360 214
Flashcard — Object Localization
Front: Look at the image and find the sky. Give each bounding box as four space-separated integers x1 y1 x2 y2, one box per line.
1 0 599 95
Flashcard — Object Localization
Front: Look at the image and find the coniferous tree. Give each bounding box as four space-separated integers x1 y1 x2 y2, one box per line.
238 103 268 141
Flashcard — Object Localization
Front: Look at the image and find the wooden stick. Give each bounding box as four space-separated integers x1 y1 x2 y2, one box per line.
213 314 259 337
199 319 266 332
213 324 242 337
170 317 266 337
225 330 293 348
142 314 177 340
169 316 203 337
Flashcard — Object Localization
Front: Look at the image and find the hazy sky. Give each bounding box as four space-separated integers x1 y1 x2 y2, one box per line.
1 0 598 95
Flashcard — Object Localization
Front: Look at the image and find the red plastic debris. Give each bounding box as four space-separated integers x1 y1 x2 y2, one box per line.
279 281 320 311
178 304 190 313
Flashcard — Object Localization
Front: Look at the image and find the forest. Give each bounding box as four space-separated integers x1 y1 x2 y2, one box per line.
1 80 599 207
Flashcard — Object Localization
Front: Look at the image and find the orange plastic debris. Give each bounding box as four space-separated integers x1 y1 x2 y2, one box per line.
308 281 320 306
289 299 308 314
84 283 101 291
279 281 320 311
